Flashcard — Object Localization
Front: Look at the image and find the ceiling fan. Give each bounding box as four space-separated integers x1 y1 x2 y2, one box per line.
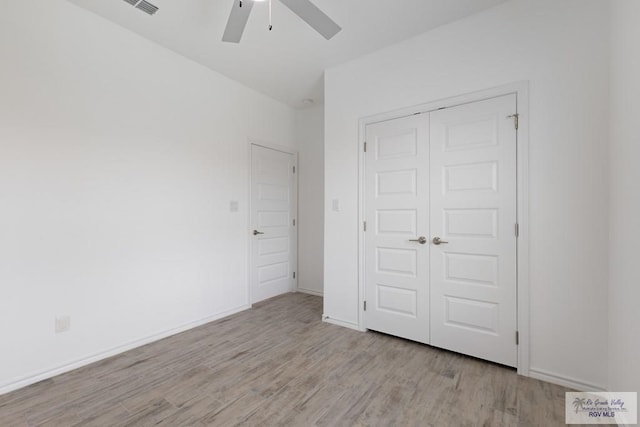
222 0 341 43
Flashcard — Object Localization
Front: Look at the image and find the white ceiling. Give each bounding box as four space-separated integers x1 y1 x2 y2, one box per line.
68 0 507 108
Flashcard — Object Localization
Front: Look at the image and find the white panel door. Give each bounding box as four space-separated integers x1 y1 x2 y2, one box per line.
429 95 518 367
364 115 430 344
251 145 296 303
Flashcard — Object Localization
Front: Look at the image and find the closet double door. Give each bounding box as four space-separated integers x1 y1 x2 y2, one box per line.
364 94 518 367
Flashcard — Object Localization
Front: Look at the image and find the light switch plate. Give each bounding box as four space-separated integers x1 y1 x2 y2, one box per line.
230 201 239 212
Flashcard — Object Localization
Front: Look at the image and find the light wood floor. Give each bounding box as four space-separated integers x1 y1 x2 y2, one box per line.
1 293 578 426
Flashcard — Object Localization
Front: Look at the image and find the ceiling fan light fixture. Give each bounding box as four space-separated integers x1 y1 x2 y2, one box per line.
223 0 341 43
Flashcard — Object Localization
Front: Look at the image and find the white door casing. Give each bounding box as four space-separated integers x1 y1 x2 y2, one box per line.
250 144 296 303
364 115 430 344
429 94 518 367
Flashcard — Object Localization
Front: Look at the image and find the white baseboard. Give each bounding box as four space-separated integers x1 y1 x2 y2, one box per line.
297 287 323 297
529 367 607 392
322 315 364 331
0 304 250 396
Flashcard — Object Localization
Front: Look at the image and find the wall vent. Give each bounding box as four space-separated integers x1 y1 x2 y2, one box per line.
136 0 159 15
122 0 138 5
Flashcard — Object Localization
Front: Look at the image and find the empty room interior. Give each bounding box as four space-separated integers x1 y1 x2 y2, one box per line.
1 0 639 425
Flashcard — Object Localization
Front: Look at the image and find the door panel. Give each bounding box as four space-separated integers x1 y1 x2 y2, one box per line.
251 145 295 303
364 115 430 344
429 94 518 367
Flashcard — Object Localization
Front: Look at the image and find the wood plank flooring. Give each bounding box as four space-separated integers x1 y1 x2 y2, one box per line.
1 293 578 426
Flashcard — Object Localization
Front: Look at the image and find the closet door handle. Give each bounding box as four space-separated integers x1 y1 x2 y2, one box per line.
432 237 449 245
408 236 427 245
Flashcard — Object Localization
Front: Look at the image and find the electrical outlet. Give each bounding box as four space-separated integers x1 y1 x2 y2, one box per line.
332 199 340 212
55 315 71 333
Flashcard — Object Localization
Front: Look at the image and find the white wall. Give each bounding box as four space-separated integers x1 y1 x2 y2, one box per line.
296 104 324 295
609 1 640 394
0 0 295 393
324 0 610 390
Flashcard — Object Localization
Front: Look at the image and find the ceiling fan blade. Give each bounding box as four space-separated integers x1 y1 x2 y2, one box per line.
222 1 255 43
278 0 341 40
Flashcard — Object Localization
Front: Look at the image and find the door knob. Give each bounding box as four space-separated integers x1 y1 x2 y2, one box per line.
253 230 264 236
432 237 449 245
409 236 427 245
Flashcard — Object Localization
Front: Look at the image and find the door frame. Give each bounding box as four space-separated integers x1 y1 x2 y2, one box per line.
357 82 530 376
248 140 299 305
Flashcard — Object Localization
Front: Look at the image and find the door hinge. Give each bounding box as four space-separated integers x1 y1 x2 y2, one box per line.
293 272 296 279
293 166 296 174
508 113 519 130
515 223 520 238
364 301 367 311
516 331 520 345
363 221 367 232
363 142 367 153
293 219 296 226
